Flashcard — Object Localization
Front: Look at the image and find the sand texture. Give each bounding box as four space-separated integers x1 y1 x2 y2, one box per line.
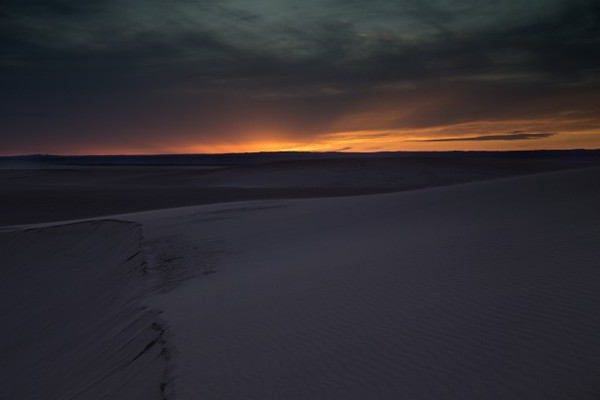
130 167 600 399
0 220 174 399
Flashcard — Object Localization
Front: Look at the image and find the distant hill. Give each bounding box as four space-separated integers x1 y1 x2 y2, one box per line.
2 149 600 167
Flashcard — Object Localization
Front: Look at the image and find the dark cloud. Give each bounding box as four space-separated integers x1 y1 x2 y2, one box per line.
1 0 599 153
415 132 557 142
334 146 353 152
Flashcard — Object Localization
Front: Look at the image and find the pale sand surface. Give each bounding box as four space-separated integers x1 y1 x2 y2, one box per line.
2 164 600 399
127 167 600 399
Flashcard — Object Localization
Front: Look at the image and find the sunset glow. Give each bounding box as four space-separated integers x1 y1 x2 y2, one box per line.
2 0 599 154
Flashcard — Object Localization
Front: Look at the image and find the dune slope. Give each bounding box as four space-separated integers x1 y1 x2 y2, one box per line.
135 167 600 399
0 220 173 400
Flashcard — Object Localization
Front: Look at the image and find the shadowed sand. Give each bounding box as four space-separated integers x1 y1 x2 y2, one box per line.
0 221 174 399
2 154 598 226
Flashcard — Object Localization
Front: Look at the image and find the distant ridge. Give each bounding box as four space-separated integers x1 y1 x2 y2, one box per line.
2 149 600 167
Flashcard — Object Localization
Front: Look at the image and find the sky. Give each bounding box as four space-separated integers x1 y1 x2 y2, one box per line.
1 0 599 154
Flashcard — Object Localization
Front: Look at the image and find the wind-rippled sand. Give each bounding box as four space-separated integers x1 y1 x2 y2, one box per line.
133 167 600 399
0 220 174 399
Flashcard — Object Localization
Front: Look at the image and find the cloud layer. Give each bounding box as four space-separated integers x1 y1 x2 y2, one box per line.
1 0 599 153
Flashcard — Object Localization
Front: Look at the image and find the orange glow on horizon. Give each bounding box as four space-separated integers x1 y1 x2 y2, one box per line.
172 118 600 155
8 118 598 156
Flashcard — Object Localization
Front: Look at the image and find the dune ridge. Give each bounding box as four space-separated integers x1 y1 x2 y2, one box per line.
0 220 175 400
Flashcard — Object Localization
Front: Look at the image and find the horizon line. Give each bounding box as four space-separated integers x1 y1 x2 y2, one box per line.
2 148 600 158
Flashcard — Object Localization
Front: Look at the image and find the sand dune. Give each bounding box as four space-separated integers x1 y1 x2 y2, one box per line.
131 167 600 399
3 166 600 399
0 220 174 399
